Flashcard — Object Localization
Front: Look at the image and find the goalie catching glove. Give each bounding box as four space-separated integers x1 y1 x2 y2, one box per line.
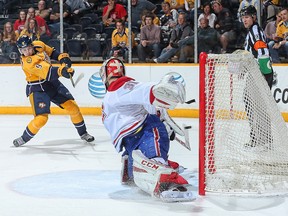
152 74 186 109
58 65 75 78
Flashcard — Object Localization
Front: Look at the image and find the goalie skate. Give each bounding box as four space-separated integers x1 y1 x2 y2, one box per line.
160 184 196 202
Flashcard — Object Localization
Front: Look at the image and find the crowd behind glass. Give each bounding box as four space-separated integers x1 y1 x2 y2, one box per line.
0 0 287 63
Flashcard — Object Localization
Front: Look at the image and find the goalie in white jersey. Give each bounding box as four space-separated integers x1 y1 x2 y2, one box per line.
98 57 195 202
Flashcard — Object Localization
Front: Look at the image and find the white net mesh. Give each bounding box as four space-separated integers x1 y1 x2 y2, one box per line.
203 52 288 196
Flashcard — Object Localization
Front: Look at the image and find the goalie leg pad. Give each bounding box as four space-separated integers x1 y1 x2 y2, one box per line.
132 150 194 201
121 155 134 185
132 150 173 195
152 74 186 109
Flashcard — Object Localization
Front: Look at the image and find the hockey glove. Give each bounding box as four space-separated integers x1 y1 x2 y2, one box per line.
152 74 186 109
58 65 75 78
58 53 72 68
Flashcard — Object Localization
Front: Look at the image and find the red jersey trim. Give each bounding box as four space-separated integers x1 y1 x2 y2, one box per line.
108 76 134 91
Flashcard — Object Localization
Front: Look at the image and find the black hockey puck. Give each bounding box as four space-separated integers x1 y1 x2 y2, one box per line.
185 99 196 104
184 126 192 129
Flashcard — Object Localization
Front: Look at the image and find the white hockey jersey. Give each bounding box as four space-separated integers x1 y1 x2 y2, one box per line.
102 77 157 152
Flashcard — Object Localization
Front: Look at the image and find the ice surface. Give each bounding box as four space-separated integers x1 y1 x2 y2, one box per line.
1 115 287 216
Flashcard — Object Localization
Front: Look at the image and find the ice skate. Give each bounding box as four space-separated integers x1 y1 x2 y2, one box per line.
81 132 95 142
159 183 196 202
13 136 26 147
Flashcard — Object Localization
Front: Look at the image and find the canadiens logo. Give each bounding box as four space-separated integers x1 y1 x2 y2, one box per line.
26 57 32 63
38 102 46 108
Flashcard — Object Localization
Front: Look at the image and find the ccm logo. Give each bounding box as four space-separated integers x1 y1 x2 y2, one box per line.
141 160 159 170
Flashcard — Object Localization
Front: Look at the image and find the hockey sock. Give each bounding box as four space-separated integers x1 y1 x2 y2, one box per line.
61 100 87 136
23 114 49 142
74 121 87 136
22 127 35 142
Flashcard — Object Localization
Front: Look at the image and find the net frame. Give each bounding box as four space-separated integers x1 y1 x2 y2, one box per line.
199 52 288 196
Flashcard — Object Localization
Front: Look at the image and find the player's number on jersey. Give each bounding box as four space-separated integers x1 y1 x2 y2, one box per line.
124 81 139 91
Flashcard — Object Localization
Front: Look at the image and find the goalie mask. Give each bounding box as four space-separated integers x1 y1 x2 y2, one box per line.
100 57 125 87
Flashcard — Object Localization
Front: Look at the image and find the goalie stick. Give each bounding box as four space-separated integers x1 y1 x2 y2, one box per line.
70 73 85 88
174 124 191 151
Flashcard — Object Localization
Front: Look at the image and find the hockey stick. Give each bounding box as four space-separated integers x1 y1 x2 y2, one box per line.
174 124 191 151
69 72 84 88
69 73 75 87
74 73 84 87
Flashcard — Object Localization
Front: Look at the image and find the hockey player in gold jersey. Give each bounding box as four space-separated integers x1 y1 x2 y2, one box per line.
13 35 94 147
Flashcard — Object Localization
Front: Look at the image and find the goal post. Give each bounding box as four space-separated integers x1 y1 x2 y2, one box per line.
199 52 288 196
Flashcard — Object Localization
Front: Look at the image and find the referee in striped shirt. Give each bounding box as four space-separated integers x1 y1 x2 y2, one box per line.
241 5 274 88
240 5 274 148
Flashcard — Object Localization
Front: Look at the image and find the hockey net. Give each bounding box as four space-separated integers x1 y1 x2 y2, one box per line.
199 51 288 196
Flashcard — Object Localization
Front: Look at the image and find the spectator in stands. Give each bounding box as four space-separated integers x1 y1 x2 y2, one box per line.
65 0 93 24
265 9 282 42
3 22 17 44
0 30 14 63
160 2 178 46
264 0 281 23
211 0 236 53
20 18 41 41
26 7 51 43
49 0 71 35
109 19 134 62
164 0 185 12
154 12 194 63
131 0 156 28
184 0 201 24
35 0 52 24
160 1 178 28
14 10 27 38
197 17 220 54
2 22 18 58
137 12 161 62
140 10 160 28
269 8 288 63
102 0 127 27
198 2 217 28
213 0 233 12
